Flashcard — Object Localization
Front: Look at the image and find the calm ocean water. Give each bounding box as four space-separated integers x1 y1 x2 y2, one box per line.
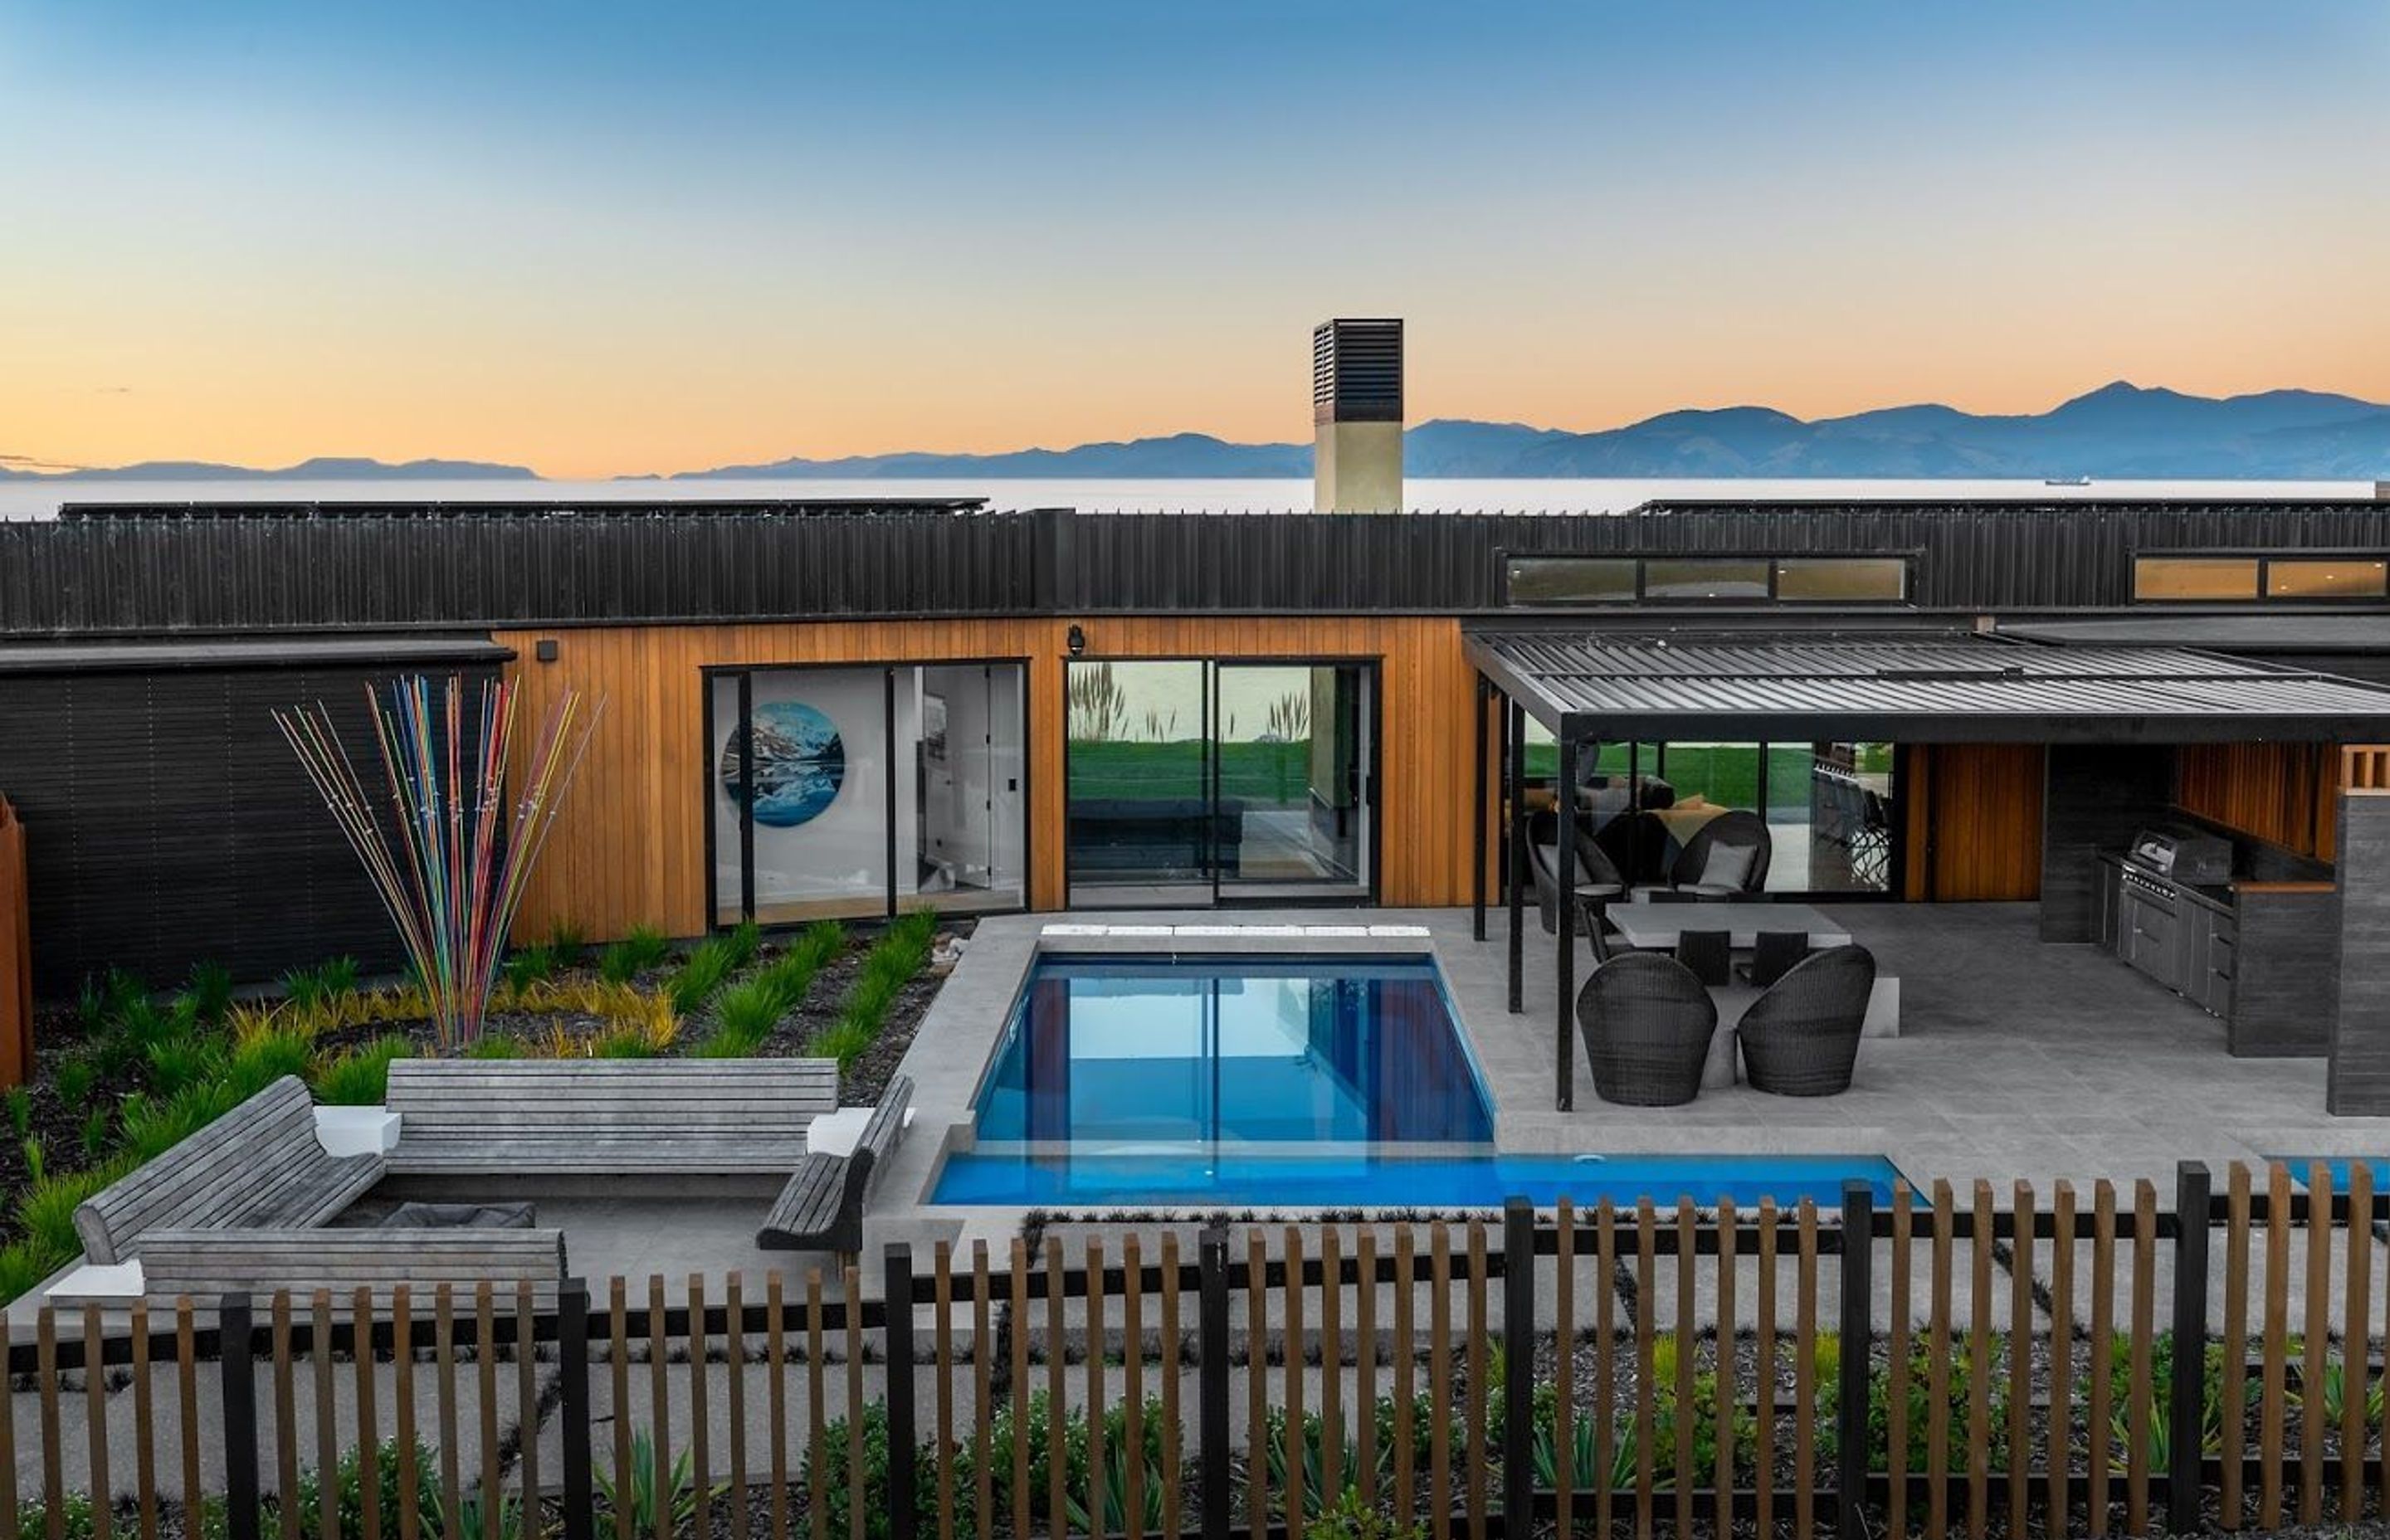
0 474 2373 521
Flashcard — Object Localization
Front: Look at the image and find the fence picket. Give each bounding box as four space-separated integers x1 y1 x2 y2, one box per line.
1928 1181 1953 1540
1393 1226 1417 1528
1673 1201 1694 1540
353 1289 380 1540
1158 1231 1182 1538
2341 1163 2371 1524
1318 1227 1339 1513
1431 1224 1453 1540
178 1301 201 1540
1351 1228 1374 1517
2222 1166 2249 1532
1087 1238 1108 1540
809 1268 829 1540
1596 1199 1617 1540
1796 1199 1818 1540
484 1282 505 1540
1968 1182 1991 1540
1554 1199 1575 1539
1890 1181 1912 1540
1045 1240 1065 1540
81 1306 110 1540
969 1245 991 1540
768 1271 791 1540
2089 1182 2114 1539
1466 1218 1488 1540
1634 1199 1656 1540
726 1273 750 1540
2050 1182 2074 1540
1281 1229 1303 1540
1754 1198 1775 1540
2300 1162 2331 1526
315 1291 339 1540
1007 1243 1027 1540
607 1279 631 1540
514 1281 539 1535
131 1301 156 1540
2260 1164 2290 1531
1247 1231 1267 1540
930 1250 952 1540
271 1294 299 1540
393 1288 418 1540
2128 1182 2156 1536
1124 1234 1146 1540
688 1275 710 1540
1714 1196 1735 1533
38 1309 61 1540
844 1263 865 1540
2007 1182 2033 1540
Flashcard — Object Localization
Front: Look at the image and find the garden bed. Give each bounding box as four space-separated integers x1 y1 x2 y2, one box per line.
0 914 963 1301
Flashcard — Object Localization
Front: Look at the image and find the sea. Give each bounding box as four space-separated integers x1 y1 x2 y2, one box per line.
0 474 2373 522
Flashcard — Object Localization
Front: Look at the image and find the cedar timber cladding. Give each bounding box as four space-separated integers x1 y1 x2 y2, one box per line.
493 616 1490 940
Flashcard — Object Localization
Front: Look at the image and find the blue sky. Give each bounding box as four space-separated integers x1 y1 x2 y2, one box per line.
3 2 2385 473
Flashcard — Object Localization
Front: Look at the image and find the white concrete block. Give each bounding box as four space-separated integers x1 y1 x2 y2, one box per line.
46 1261 144 1307
314 1105 400 1157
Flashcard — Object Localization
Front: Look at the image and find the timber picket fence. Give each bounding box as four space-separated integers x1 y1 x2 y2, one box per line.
5 1160 2388 1539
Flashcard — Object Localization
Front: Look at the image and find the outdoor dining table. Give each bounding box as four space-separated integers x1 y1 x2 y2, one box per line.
1604 898 1855 952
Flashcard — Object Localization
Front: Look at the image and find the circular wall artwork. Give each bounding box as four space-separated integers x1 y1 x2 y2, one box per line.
720 702 846 827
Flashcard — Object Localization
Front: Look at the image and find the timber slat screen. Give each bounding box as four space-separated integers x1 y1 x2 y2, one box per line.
9 1162 2390 1539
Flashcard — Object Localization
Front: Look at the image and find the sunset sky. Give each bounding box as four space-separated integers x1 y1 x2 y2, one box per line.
3 2 2387 478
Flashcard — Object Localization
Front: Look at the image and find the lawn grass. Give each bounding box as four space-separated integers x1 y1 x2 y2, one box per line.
1067 739 1314 805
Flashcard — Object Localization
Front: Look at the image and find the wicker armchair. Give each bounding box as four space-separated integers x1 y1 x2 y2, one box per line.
1737 944 1876 1096
1670 809 1773 895
1576 953 1719 1108
1525 810 1627 934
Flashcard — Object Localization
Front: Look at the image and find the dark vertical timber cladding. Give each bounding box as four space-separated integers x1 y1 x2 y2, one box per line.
0 657 501 992
14 501 2390 632
2040 744 2173 942
2329 792 2390 1114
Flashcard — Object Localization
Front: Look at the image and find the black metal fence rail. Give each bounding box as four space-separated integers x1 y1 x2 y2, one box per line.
5 1159 2387 1540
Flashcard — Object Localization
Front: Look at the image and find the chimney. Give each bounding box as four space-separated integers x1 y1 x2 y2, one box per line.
1312 319 1403 512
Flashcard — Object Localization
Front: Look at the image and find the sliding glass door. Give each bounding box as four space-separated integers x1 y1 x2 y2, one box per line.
1065 658 1376 907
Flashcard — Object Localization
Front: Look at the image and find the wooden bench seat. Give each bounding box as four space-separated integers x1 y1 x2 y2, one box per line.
134 1227 568 1307
758 1075 912 1256
385 1059 838 1177
75 1076 384 1266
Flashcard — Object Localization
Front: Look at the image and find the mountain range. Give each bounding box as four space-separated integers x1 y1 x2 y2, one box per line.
10 383 2389 484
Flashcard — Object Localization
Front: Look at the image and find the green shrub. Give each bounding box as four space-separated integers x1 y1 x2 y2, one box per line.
13 1493 95 1540
544 918 588 967
54 1054 98 1108
311 1035 414 1105
697 976 788 1056
226 1026 315 1099
598 924 671 984
0 1240 56 1308
807 1017 878 1070
666 936 739 1016
502 943 559 994
597 1427 713 1536
18 1162 120 1260
3 1085 29 1139
78 1105 112 1158
1307 1489 1426 1540
318 956 360 997
146 1036 226 1095
19 1136 42 1185
590 1023 666 1059
184 960 235 1024
465 1033 526 1060
724 918 763 969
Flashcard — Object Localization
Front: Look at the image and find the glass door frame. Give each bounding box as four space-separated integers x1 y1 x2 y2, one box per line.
1061 654 1383 909
703 655 1035 930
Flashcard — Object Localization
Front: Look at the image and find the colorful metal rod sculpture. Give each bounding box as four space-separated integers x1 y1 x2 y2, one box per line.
276 675 600 1048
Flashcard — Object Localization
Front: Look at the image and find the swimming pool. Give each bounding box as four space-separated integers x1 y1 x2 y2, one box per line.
962 952 1493 1148
933 1149 1907 1208
931 949 1900 1209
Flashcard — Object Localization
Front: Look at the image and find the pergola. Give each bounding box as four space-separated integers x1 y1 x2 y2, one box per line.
1460 624 2390 1111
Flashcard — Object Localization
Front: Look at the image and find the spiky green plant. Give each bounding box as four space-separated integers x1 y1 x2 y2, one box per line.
598 924 671 984
310 1035 415 1105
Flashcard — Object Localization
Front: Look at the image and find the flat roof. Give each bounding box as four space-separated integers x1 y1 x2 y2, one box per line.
1999 613 2390 652
54 497 993 520
1464 626 2390 743
0 635 513 676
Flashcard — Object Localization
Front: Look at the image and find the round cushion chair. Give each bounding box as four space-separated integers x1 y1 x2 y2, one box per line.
1525 808 1627 933
1669 807 1773 896
1576 952 1719 1108
1736 944 1877 1097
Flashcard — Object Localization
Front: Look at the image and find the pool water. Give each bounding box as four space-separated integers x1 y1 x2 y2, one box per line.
933 950 1900 1209
932 1150 1907 1209
963 953 1493 1148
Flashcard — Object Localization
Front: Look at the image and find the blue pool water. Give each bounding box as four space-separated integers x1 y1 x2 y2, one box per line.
963 953 1494 1147
932 951 1899 1208
932 1150 1906 1208
2275 1157 2390 1189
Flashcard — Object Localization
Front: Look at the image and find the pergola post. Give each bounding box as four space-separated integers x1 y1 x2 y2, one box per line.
1505 699 1525 1014
1471 676 1489 942
1555 729 1579 1112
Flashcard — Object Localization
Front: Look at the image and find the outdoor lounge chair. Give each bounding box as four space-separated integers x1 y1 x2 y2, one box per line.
1737 944 1877 1096
1576 953 1719 1108
758 1075 913 1260
1668 809 1773 895
1525 809 1626 933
